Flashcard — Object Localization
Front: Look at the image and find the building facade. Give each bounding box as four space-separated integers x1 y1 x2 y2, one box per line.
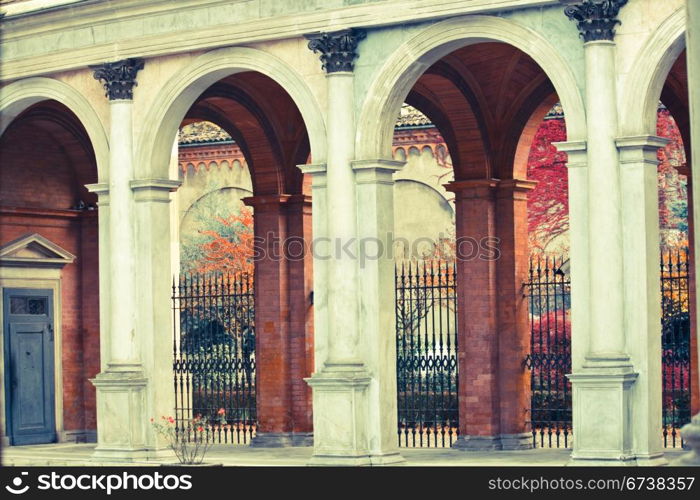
0 0 699 466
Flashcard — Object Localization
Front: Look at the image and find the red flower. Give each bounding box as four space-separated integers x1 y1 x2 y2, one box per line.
217 408 225 415
168 417 175 424
197 426 204 432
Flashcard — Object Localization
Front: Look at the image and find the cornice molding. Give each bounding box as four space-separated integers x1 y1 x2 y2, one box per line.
0 0 561 81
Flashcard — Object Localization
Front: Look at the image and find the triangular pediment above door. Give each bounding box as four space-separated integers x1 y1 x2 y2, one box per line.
0 233 76 268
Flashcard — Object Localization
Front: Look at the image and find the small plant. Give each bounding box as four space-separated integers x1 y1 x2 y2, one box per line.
150 414 214 464
216 408 227 426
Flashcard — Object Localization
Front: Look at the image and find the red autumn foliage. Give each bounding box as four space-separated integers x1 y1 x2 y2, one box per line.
657 108 686 168
526 107 687 253
656 108 687 237
195 207 254 276
526 118 569 252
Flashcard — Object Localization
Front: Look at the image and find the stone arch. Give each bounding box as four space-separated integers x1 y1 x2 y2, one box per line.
0 77 109 182
137 46 326 181
358 15 584 450
356 15 586 163
0 78 105 444
619 6 686 137
149 47 320 443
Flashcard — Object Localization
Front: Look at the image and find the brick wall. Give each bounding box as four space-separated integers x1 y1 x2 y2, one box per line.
0 110 100 436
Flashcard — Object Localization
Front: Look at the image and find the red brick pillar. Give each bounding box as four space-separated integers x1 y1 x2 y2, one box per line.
495 179 536 449
446 178 534 450
446 179 500 450
283 195 314 436
243 194 313 446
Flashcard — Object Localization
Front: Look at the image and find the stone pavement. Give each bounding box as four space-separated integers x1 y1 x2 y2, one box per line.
0 444 687 467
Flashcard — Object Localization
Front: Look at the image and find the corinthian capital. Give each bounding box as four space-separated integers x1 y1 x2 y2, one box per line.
562 0 628 42
305 29 366 73
91 58 145 100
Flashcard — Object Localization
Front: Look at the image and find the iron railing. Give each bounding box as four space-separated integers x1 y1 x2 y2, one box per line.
395 260 459 447
172 273 256 444
525 250 694 449
660 247 692 448
524 256 572 448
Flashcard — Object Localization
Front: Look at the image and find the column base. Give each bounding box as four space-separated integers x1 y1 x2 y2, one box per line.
60 430 98 443
91 446 175 463
499 433 533 450
633 453 669 466
452 435 501 451
567 455 638 467
250 432 313 447
671 414 700 465
367 451 406 465
307 452 407 466
567 357 638 465
92 447 149 463
91 369 151 462
308 452 372 466
452 432 532 451
306 362 401 466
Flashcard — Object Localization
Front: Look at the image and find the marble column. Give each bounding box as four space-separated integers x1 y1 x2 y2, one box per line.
131 178 181 458
562 1 638 465
552 141 588 389
617 136 669 465
298 164 329 373
89 58 149 461
352 159 405 463
304 29 381 465
676 0 700 465
84 183 111 373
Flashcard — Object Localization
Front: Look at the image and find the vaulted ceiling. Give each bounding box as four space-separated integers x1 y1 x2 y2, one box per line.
183 71 309 196
661 49 689 161
0 100 97 209
407 42 557 180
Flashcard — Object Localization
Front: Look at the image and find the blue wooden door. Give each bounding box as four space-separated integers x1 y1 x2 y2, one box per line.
3 288 56 445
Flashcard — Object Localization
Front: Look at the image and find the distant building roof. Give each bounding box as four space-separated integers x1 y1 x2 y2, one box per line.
544 102 564 120
179 121 233 146
178 103 567 146
396 104 433 128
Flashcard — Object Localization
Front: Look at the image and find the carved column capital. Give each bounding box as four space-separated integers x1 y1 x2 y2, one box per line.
91 58 145 100
305 28 366 73
561 0 628 42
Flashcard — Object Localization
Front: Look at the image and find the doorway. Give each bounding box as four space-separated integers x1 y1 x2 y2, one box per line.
3 288 56 445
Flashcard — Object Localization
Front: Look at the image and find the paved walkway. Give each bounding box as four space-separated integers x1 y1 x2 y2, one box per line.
0 443 686 466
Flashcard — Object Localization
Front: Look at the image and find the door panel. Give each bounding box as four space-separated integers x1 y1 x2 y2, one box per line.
3 289 56 445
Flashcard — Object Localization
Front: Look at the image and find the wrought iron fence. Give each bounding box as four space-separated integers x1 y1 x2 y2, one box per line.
172 273 256 444
660 247 692 448
524 256 572 448
395 260 459 447
525 250 694 449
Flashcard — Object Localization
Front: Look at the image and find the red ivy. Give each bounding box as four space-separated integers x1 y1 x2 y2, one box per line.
526 118 569 252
